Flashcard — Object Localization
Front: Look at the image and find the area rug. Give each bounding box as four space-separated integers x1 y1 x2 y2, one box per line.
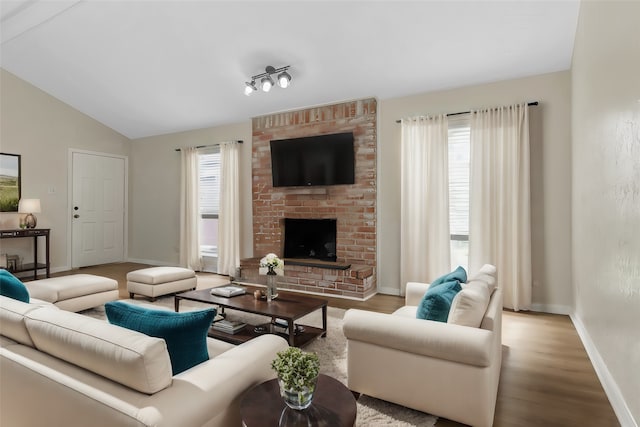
83 296 437 427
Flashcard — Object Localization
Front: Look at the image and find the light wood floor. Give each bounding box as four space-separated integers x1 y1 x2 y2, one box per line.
55 263 620 427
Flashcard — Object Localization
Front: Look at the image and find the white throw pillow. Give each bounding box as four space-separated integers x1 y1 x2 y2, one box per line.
447 281 491 328
468 264 497 293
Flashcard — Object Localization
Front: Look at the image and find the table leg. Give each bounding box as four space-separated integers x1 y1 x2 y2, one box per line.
288 319 295 346
321 304 327 338
45 232 50 278
33 236 38 281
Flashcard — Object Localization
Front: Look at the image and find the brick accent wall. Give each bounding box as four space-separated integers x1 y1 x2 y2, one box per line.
249 98 377 299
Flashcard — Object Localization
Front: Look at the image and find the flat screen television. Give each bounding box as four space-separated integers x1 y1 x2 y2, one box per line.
270 132 355 187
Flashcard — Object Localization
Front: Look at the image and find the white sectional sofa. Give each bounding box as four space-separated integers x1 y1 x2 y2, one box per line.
0 295 288 427
343 266 502 427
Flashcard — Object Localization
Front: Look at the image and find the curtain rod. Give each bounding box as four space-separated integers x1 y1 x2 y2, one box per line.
174 140 243 152
395 101 538 123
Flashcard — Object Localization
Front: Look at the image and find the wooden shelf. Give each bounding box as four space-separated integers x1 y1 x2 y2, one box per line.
278 187 327 196
208 322 325 347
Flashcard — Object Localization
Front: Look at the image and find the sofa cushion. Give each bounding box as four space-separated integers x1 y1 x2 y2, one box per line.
24 274 118 303
105 301 216 375
416 281 462 322
0 295 40 346
0 270 30 303
447 281 491 328
468 264 497 292
24 307 173 394
126 266 195 284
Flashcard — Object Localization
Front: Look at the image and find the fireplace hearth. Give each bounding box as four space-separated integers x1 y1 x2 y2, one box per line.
284 218 337 262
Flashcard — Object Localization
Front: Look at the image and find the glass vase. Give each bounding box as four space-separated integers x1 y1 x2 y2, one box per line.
278 376 318 410
266 271 278 301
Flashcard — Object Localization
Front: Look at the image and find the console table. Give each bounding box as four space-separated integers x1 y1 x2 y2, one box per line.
0 228 50 280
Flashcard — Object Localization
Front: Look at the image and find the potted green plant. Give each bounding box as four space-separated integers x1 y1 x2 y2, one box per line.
271 347 320 410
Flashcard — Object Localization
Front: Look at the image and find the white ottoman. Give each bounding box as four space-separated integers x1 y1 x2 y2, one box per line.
127 267 197 301
24 274 119 312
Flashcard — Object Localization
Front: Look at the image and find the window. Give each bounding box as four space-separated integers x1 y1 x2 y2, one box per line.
448 117 470 271
198 147 220 272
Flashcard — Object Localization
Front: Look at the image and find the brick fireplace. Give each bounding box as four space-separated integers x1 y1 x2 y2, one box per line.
243 98 377 299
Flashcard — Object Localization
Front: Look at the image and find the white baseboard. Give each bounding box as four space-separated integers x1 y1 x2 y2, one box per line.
530 303 572 315
126 257 175 267
49 266 71 274
377 286 402 296
570 313 637 427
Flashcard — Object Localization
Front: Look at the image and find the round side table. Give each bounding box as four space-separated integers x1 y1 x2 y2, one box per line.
241 374 357 427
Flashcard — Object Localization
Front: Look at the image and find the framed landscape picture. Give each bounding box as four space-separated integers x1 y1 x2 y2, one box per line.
0 153 21 212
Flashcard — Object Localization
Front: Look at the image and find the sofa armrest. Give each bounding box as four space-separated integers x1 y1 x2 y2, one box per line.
405 282 430 306
171 333 288 397
343 309 493 367
146 334 289 426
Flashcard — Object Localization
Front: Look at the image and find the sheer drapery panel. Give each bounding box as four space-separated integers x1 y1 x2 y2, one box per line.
400 115 451 292
217 141 240 276
469 103 532 311
179 147 202 271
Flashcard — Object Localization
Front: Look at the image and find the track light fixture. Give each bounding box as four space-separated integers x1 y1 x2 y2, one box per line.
244 65 291 96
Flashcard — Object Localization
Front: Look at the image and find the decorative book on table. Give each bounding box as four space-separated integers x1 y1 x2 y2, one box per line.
212 319 247 334
210 285 246 297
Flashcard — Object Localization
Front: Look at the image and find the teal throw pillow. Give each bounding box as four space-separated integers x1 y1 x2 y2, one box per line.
429 266 468 289
415 266 467 322
416 281 462 322
105 301 216 375
0 269 30 303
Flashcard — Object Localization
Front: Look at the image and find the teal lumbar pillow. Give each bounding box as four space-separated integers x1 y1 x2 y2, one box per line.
416 266 467 322
0 269 30 303
105 301 216 375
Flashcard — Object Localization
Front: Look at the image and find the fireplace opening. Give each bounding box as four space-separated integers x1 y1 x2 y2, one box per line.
283 218 337 262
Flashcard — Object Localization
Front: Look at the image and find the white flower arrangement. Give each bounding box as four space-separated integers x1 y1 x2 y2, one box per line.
259 253 285 276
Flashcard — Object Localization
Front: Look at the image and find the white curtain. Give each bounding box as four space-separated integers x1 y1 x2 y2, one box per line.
400 115 451 291
179 147 202 271
469 103 532 311
217 141 240 276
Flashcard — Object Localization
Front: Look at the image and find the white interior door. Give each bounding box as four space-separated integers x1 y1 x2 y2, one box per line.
71 152 126 268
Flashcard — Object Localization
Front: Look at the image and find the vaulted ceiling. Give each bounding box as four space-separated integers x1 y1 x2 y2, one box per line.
1 1 580 139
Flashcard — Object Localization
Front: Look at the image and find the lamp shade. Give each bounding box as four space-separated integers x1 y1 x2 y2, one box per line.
278 71 291 88
261 75 274 92
18 199 41 214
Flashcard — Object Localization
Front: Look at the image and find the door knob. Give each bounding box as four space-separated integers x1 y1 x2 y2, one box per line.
73 214 80 219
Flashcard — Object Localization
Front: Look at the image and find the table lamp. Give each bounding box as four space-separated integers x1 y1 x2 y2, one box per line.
18 198 41 229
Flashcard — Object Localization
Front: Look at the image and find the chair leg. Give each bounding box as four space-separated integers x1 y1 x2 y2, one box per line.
129 292 134 299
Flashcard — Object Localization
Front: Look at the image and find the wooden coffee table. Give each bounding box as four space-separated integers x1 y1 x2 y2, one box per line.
174 287 327 347
240 374 357 427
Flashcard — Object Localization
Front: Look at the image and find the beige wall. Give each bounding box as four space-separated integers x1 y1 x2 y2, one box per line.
128 123 253 265
378 72 573 311
571 1 640 424
0 69 130 271
2 67 575 313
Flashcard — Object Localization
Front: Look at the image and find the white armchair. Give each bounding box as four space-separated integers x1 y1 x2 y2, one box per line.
342 269 502 427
